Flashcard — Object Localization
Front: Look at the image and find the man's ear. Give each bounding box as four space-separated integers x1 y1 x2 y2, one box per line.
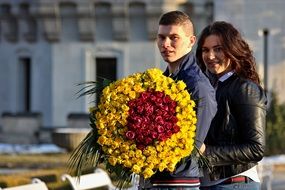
189 35 196 47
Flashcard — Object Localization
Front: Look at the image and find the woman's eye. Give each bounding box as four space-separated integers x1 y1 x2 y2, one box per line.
214 47 223 53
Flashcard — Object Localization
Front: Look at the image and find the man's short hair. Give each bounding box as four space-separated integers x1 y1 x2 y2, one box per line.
158 10 194 35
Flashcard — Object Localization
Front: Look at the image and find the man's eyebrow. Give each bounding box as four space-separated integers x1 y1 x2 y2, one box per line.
158 33 179 36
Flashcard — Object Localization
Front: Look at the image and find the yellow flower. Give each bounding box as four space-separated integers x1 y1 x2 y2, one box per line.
168 161 178 172
177 80 187 90
108 156 118 166
123 160 132 168
120 144 129 152
143 168 155 179
107 148 114 154
158 162 167 172
97 136 107 145
132 164 141 173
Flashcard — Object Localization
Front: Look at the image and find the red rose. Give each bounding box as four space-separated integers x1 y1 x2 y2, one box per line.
156 125 164 133
126 131 135 140
155 116 163 124
126 89 180 149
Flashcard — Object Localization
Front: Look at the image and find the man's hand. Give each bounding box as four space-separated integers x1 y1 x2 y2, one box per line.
199 143 206 154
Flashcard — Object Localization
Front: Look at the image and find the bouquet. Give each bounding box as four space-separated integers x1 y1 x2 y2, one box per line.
69 68 197 188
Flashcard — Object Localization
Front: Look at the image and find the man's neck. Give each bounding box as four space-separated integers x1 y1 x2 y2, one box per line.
168 61 180 74
167 53 188 74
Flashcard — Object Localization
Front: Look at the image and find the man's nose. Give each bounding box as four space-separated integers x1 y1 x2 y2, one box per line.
162 38 171 48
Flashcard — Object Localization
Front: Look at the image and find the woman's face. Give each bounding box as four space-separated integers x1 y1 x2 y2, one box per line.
201 34 232 77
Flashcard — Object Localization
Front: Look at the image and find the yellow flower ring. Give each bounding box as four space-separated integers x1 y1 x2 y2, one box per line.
92 68 197 179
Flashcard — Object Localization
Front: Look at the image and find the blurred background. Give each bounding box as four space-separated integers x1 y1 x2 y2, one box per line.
0 0 284 189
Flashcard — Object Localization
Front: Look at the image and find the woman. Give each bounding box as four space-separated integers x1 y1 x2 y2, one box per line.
196 21 267 190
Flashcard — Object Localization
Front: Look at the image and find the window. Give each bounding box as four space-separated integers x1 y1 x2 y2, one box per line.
95 57 117 104
96 57 117 81
19 57 31 112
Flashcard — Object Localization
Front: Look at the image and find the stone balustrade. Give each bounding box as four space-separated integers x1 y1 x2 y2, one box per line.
0 112 42 144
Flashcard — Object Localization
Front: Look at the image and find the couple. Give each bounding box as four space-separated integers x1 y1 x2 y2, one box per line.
139 10 267 190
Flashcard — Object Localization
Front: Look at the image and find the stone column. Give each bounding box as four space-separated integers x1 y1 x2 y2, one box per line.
112 3 128 41
77 3 94 41
192 2 214 34
18 3 37 42
145 0 186 41
161 0 184 12
146 4 162 41
1 4 18 42
38 2 60 42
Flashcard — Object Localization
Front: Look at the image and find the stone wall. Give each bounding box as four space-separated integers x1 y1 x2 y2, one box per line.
0 112 42 144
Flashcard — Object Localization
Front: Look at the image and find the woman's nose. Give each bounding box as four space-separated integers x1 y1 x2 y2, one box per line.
208 49 216 59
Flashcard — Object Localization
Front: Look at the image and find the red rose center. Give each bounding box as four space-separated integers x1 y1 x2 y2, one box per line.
125 90 179 150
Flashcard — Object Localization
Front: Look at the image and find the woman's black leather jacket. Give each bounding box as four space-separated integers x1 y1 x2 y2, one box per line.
204 73 267 181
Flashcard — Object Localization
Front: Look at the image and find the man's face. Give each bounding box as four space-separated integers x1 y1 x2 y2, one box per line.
157 24 195 63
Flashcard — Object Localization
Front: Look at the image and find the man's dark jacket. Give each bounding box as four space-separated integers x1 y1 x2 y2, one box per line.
143 52 217 188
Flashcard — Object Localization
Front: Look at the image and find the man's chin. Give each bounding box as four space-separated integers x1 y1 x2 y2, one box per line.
163 57 174 63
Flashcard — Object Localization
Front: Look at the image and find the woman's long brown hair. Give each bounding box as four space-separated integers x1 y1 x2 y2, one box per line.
196 21 261 85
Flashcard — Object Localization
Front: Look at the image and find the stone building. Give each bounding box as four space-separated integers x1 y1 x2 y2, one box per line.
1 0 285 141
0 0 213 133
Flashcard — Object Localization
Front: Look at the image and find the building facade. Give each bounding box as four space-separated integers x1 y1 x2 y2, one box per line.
1 0 284 131
0 0 213 128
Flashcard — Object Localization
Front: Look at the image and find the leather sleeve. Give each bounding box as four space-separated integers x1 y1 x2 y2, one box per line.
205 80 267 166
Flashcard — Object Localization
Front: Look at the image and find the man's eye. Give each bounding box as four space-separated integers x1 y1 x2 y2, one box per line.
157 35 165 40
170 36 179 41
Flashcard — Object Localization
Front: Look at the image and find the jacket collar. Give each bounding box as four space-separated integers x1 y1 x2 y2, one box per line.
164 52 194 78
218 71 234 82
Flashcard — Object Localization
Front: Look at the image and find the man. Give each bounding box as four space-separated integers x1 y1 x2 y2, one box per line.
139 10 217 190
